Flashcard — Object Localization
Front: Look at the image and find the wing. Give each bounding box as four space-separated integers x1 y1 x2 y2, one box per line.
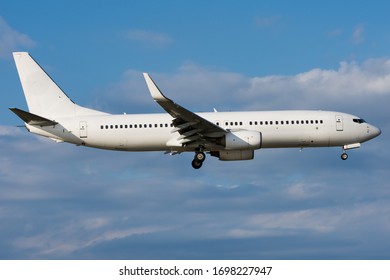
143 73 226 147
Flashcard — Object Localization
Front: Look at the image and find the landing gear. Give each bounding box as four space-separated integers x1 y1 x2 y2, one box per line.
341 152 348 160
192 158 203 169
192 150 206 169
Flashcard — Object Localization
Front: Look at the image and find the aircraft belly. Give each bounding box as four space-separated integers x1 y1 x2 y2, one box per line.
85 130 170 151
261 129 330 148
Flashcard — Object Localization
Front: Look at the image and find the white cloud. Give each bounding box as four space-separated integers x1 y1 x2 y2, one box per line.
0 125 22 136
0 17 36 59
252 59 390 97
352 24 365 44
227 201 390 239
125 28 173 47
13 222 173 257
104 57 390 115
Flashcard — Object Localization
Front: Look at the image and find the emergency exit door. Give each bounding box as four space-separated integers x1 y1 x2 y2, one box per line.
79 121 88 138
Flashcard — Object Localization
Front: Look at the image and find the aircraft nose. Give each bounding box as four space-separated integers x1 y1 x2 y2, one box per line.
370 125 381 138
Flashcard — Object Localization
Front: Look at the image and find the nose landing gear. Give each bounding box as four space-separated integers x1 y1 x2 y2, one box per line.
341 152 348 160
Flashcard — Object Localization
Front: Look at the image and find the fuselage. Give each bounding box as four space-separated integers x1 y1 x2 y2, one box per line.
26 110 381 153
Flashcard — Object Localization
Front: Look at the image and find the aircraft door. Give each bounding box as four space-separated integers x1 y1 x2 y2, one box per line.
336 115 343 131
79 121 88 138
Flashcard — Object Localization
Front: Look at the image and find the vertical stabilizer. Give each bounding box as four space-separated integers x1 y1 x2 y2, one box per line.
13 52 106 118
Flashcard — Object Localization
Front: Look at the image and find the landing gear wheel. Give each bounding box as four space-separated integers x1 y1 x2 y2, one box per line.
341 153 348 160
191 159 203 169
195 152 206 162
192 148 206 169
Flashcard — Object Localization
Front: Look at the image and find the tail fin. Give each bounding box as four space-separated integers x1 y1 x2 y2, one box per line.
13 52 106 118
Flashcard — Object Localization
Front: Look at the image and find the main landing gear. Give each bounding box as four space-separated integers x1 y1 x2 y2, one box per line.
191 149 206 169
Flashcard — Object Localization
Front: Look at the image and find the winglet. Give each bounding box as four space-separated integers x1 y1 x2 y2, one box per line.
143 73 170 103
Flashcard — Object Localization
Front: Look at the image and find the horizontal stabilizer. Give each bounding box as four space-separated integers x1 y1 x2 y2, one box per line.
9 108 58 126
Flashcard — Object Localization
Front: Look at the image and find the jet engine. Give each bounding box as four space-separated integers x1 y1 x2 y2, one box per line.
220 130 262 149
210 150 254 161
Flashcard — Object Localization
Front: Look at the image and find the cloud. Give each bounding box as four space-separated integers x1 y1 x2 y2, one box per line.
125 28 173 47
0 17 36 59
102 58 390 118
13 223 172 257
227 201 390 240
0 125 23 136
352 24 365 44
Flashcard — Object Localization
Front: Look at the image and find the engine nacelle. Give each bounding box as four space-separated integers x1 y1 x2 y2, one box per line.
221 130 262 150
211 150 254 161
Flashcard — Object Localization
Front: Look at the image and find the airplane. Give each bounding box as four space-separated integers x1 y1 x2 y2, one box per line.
10 52 381 169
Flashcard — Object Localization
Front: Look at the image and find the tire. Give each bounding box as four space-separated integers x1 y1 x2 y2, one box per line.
195 152 206 162
191 159 203 169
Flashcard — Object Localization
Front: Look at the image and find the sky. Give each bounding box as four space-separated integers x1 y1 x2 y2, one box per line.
1 0 390 259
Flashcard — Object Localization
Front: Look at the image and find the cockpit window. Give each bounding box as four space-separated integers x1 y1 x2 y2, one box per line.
353 118 366 124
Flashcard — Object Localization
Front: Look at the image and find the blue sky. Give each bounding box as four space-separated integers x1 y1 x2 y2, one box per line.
1 0 390 259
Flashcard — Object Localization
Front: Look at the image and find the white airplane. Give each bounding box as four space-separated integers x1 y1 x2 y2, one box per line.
10 52 381 169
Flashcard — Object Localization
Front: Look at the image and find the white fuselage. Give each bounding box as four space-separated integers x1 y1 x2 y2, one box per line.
26 110 381 153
